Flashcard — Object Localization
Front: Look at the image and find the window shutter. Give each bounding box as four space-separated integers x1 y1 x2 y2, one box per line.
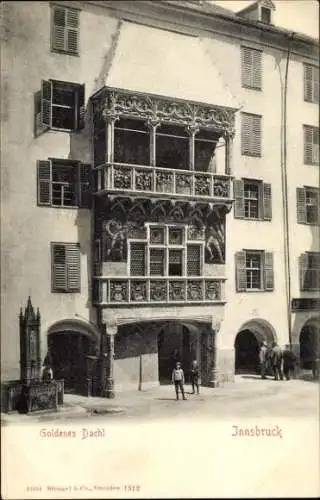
241 47 252 88
130 243 146 276
52 244 67 291
304 126 314 164
252 115 261 156
241 113 251 155
314 67 319 103
37 160 51 205
66 244 81 291
299 253 309 291
312 127 319 164
79 163 91 208
66 8 79 54
233 179 245 218
52 6 66 51
264 252 274 291
304 64 313 102
262 183 272 220
235 251 247 292
252 49 262 89
78 84 85 130
296 187 307 223
187 245 201 276
41 80 52 128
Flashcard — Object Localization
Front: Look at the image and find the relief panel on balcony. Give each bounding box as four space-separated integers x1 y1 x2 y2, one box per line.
97 197 227 264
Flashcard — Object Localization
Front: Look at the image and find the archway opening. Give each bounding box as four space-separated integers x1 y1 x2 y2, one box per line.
235 329 260 374
299 320 320 370
47 320 99 395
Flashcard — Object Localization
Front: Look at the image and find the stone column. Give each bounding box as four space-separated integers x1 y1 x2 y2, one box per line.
146 119 160 168
224 132 233 176
187 125 198 171
208 320 221 388
106 325 117 399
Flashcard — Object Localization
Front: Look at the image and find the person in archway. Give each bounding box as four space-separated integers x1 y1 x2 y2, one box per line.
270 342 283 381
311 355 320 380
172 362 186 400
259 340 269 379
282 345 297 380
190 359 200 394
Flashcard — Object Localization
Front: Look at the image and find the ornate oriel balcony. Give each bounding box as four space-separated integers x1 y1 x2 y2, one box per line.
92 87 236 204
93 276 225 306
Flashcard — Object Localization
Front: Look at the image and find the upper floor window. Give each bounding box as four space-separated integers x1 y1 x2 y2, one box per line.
260 7 271 23
129 224 204 277
297 186 319 225
51 242 80 293
303 125 319 165
35 80 85 135
241 47 262 90
234 179 272 220
51 5 79 55
37 159 91 208
241 113 262 157
114 118 149 165
156 124 189 170
303 64 319 103
235 250 274 292
299 252 320 291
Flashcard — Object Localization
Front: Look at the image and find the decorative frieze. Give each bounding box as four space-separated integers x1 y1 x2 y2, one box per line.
98 89 236 135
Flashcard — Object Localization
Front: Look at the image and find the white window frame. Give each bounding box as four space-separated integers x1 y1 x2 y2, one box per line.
245 250 263 291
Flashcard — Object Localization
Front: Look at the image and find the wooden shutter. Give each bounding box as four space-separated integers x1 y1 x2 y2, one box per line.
296 187 307 223
77 84 85 130
66 8 79 54
79 163 91 208
233 179 244 218
41 80 52 128
241 113 251 155
52 6 66 51
252 49 262 89
52 244 67 291
304 64 313 102
304 126 314 164
264 252 274 291
130 243 146 276
262 183 272 220
299 253 309 291
66 244 81 291
235 251 247 292
37 160 51 205
312 127 319 164
252 114 261 156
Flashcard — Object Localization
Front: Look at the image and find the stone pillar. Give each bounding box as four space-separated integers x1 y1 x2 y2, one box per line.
187 125 198 171
106 325 117 399
208 320 221 388
224 132 233 176
147 119 160 167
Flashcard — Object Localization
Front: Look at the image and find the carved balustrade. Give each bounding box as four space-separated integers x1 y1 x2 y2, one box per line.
93 276 225 306
96 163 232 201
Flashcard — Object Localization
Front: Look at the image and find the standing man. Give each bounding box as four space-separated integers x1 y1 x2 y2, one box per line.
259 341 268 379
190 360 200 394
282 345 297 380
271 342 283 381
172 362 186 400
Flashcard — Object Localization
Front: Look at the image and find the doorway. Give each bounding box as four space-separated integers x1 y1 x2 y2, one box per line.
48 332 91 394
235 329 260 374
300 321 320 370
157 323 194 384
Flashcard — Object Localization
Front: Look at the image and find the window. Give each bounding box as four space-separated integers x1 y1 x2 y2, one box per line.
296 187 319 225
235 250 274 292
51 243 80 292
156 124 189 170
114 118 149 165
304 64 319 103
37 159 91 208
241 113 262 156
35 80 85 135
51 5 79 55
303 125 319 165
241 47 262 90
260 7 271 23
234 179 272 220
300 252 320 291
194 129 220 172
129 225 203 277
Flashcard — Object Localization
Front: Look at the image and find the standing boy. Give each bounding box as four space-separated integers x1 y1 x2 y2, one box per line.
190 360 200 394
172 362 186 400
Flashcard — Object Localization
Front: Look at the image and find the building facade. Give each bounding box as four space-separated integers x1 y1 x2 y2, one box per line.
1 0 319 395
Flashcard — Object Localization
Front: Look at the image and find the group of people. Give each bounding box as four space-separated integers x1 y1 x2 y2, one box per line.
259 341 298 381
171 360 200 400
